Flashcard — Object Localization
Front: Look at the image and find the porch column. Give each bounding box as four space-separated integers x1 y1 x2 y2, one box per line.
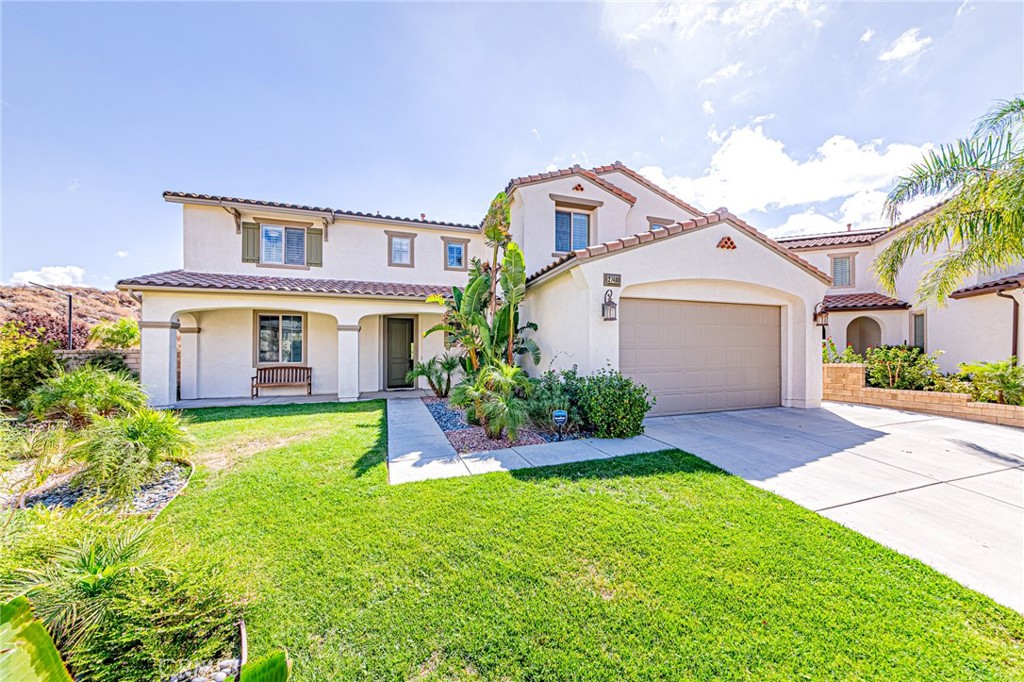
179 325 200 400
139 321 179 407
337 324 360 400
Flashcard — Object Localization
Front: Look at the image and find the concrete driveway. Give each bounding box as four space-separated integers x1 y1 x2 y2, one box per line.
644 402 1023 612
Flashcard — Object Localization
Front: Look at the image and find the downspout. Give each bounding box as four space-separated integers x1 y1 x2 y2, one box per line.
995 285 1021 363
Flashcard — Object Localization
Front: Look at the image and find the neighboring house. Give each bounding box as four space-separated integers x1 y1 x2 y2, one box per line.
776 206 1024 373
118 162 831 415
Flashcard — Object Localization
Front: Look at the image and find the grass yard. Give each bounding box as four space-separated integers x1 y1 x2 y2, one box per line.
156 401 1024 681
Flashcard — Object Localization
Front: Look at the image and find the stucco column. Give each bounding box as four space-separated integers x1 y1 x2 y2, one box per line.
337 324 360 400
178 325 200 400
139 321 179 407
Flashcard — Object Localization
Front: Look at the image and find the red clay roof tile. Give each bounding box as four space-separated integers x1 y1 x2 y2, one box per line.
821 292 910 311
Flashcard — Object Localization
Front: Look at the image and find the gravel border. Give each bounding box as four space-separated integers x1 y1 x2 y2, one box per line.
446 426 545 453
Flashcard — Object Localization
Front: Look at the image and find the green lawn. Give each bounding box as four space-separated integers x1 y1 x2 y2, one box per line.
157 401 1024 681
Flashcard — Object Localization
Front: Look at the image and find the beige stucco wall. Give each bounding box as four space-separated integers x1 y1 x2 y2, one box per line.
135 289 451 404
525 220 829 410
181 205 484 286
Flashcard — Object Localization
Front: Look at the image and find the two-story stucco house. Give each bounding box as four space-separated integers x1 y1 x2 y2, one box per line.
776 205 1024 373
117 161 834 415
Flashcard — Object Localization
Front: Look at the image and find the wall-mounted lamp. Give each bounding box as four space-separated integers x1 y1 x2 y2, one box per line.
813 301 829 339
602 289 618 321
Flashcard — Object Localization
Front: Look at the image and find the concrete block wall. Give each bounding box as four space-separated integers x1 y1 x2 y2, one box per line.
823 362 1024 428
55 349 141 375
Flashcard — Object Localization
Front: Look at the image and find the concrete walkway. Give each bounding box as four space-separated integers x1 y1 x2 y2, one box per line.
387 397 1023 612
386 397 662 484
644 402 1023 612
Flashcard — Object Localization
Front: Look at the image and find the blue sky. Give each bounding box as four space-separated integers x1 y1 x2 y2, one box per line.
2 1 1021 288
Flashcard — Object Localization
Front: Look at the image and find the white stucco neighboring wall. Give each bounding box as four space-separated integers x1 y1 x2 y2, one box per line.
526 220 829 410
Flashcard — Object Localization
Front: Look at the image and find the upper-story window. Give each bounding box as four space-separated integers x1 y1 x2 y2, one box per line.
555 210 590 253
262 225 306 266
442 236 469 271
831 254 854 288
387 230 416 268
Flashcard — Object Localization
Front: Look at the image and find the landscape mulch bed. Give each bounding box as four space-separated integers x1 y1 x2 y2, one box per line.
422 397 552 453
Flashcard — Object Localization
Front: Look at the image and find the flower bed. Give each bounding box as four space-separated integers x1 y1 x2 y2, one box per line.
422 397 555 453
20 460 192 516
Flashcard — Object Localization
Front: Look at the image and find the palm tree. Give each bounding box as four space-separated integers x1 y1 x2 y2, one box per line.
874 96 1024 303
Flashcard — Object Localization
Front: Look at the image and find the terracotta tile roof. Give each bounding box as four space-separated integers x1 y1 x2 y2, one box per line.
775 229 888 250
821 292 910 311
591 161 703 215
527 209 831 285
116 270 450 299
777 201 951 251
504 165 637 205
950 272 1024 299
163 191 480 231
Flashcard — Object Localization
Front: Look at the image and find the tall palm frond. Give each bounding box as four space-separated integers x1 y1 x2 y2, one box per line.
876 96 1024 303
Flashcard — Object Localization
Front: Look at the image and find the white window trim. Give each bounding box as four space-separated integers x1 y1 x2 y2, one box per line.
553 207 593 255
252 311 308 367
259 223 309 269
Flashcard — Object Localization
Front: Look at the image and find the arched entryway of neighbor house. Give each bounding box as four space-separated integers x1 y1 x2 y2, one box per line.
846 316 882 356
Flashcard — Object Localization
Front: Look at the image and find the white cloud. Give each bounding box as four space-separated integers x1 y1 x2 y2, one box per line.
638 125 936 235
9 265 86 286
702 100 715 115
860 27 875 43
956 0 974 17
115 250 129 258
67 179 80 192
751 113 775 124
699 61 743 87
879 28 932 62
531 128 541 139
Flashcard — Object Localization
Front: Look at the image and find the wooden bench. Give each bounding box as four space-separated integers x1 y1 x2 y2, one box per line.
251 366 312 398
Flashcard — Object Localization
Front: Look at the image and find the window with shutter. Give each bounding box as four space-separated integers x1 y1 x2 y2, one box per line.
306 228 323 267
832 255 852 287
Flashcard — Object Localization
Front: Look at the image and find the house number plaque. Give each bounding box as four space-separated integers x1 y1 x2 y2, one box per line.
603 273 621 287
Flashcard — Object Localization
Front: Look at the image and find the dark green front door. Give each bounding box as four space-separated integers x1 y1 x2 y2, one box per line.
386 318 414 388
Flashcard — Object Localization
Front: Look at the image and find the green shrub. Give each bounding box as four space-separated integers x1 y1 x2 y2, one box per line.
959 358 1024 405
822 337 864 363
865 345 942 390
406 353 460 398
76 408 195 502
82 351 136 378
578 368 654 439
68 565 241 682
451 363 530 440
527 367 585 434
0 321 60 409
27 367 147 429
928 372 974 396
87 319 140 351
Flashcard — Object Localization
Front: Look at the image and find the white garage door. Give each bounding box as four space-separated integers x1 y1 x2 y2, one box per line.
619 299 781 416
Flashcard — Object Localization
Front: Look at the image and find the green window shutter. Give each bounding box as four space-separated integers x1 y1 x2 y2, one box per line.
242 222 260 263
306 228 323 267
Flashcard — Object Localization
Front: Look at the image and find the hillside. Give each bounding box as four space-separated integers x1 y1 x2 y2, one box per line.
0 285 140 327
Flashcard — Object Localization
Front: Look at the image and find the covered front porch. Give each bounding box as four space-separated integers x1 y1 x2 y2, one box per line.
127 282 449 407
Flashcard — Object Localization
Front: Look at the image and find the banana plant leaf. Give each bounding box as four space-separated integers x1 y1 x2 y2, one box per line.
0 596 73 682
239 649 291 682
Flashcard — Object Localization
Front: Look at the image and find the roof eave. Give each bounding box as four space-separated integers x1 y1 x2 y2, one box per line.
949 280 1023 300
114 282 443 302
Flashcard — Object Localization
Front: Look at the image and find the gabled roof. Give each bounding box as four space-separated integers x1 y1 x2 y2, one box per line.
777 201 951 252
504 165 637 205
116 270 450 299
775 229 888 250
163 191 480 231
591 161 703 215
527 209 831 285
950 272 1024 299
821 292 910 312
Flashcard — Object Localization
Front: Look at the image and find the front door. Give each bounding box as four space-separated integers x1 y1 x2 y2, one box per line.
386 318 415 389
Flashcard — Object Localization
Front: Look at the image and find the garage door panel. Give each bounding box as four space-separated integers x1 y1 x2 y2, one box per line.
620 298 781 416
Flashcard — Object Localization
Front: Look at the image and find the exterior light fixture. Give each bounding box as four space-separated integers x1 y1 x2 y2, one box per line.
602 289 618 321
813 302 829 339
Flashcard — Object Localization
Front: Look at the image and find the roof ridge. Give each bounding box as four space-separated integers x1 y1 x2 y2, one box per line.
590 160 704 215
163 191 480 230
504 165 637 205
